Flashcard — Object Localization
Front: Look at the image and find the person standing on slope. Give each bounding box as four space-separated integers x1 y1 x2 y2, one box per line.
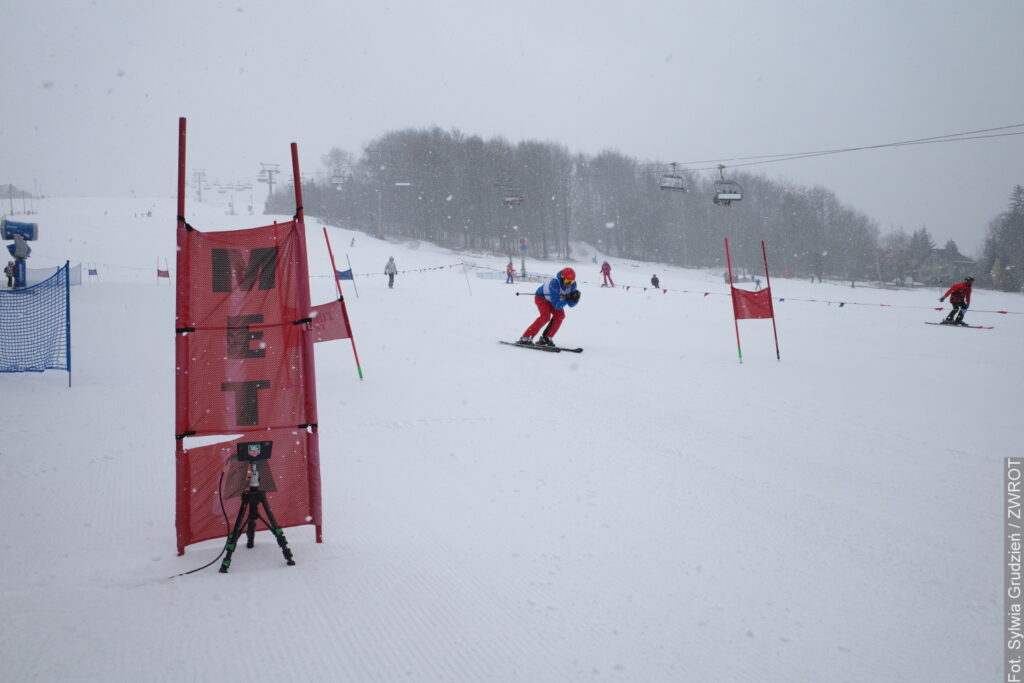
939 276 974 325
518 267 580 347
385 256 398 289
600 260 614 287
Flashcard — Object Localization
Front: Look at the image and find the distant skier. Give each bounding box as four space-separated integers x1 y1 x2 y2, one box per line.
385 256 398 289
506 261 515 284
650 274 660 289
518 267 580 347
4 261 14 288
600 261 614 287
939 276 974 325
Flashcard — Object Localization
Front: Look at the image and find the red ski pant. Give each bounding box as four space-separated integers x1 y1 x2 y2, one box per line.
523 296 565 338
602 273 614 286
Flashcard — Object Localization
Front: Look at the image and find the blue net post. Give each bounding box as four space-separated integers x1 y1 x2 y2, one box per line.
65 260 71 386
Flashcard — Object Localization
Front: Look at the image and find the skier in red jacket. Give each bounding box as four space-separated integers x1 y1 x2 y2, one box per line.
939 276 974 325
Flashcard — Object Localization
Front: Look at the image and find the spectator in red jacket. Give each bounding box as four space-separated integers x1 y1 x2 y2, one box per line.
940 276 974 325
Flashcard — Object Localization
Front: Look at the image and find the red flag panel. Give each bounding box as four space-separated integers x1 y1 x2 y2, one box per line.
309 300 350 342
178 429 317 548
731 286 774 319
175 220 321 552
177 222 309 435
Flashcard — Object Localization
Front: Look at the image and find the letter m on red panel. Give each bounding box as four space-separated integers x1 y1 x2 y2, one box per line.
211 247 278 292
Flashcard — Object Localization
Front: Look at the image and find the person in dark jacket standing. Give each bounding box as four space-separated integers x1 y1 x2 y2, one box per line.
650 274 660 289
518 267 580 346
4 261 14 288
940 276 974 325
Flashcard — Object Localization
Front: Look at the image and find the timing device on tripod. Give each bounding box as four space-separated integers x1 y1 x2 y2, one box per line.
219 440 296 573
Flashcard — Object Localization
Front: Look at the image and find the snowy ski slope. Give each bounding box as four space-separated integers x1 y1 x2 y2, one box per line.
1 195 1019 682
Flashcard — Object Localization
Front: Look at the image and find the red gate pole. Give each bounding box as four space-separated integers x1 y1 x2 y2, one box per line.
291 143 324 544
174 117 191 555
323 226 365 379
761 240 781 361
725 238 743 364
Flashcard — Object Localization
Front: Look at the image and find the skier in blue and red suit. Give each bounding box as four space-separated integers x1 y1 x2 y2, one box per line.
518 267 581 347
939 276 974 325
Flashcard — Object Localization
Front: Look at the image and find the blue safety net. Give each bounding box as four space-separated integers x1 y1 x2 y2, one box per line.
0 263 70 374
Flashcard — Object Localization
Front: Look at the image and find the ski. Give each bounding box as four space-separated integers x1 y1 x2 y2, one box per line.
925 322 993 329
500 340 560 352
499 341 584 353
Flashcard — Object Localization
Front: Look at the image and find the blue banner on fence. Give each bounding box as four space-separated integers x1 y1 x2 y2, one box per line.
336 269 353 281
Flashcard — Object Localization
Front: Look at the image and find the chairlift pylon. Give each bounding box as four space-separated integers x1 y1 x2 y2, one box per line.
659 162 686 192
713 164 743 206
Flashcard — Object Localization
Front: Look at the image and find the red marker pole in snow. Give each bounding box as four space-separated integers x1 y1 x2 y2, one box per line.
725 238 743 364
290 143 324 545
725 238 782 364
761 240 781 361
174 116 190 555
323 226 364 380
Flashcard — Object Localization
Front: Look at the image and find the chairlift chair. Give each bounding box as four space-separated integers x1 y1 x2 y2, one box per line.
712 165 743 206
659 162 686 192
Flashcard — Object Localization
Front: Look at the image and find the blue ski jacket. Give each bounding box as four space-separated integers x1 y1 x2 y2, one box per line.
535 269 579 310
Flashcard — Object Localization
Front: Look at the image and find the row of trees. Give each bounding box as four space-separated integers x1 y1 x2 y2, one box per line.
266 127 1018 290
978 185 1024 292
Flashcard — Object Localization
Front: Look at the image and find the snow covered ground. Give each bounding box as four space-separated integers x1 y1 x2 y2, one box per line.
2 195 1020 682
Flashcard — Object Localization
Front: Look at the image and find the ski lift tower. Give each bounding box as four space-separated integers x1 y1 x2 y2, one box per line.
496 178 525 267
257 163 280 201
192 169 206 202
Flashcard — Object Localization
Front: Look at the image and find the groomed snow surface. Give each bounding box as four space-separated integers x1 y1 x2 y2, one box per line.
2 196 1019 682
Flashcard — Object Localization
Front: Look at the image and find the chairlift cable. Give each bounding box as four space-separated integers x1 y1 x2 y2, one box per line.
674 123 1024 170
699 130 1024 170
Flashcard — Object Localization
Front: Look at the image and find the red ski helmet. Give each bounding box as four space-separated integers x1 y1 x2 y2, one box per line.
560 267 576 285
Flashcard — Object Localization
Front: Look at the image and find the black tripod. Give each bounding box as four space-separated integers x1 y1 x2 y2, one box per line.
219 464 296 573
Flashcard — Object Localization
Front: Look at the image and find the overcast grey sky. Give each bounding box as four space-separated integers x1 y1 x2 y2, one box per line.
3 0 1021 253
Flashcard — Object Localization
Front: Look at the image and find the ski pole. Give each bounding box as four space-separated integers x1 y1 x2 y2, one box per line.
516 292 574 300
